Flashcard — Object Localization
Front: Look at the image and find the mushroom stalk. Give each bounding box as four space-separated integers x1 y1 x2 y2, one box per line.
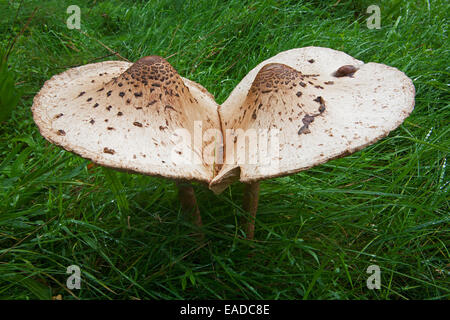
242 182 260 239
176 181 203 228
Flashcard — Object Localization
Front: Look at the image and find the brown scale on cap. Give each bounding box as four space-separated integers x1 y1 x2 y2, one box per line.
75 56 214 148
97 56 195 118
164 105 176 112
233 63 329 129
32 54 222 185
334 65 358 77
251 63 302 92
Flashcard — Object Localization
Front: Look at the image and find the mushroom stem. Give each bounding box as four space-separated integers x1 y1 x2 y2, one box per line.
242 181 260 240
176 181 203 228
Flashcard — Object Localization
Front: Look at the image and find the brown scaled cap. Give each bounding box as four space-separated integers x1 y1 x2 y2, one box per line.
210 46 415 193
32 56 220 182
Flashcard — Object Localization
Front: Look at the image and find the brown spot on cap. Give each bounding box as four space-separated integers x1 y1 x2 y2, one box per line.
164 105 176 112
57 129 66 136
313 96 324 104
135 55 169 66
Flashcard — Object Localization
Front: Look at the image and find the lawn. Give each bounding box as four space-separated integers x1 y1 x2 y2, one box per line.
0 0 448 300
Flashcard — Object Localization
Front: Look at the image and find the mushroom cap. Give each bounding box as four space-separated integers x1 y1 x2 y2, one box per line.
210 47 415 193
32 56 220 182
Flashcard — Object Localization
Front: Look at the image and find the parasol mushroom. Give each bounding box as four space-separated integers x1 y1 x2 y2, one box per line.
210 47 415 239
32 56 222 228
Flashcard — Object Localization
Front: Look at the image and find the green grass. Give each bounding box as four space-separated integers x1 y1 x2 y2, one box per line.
0 0 448 300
